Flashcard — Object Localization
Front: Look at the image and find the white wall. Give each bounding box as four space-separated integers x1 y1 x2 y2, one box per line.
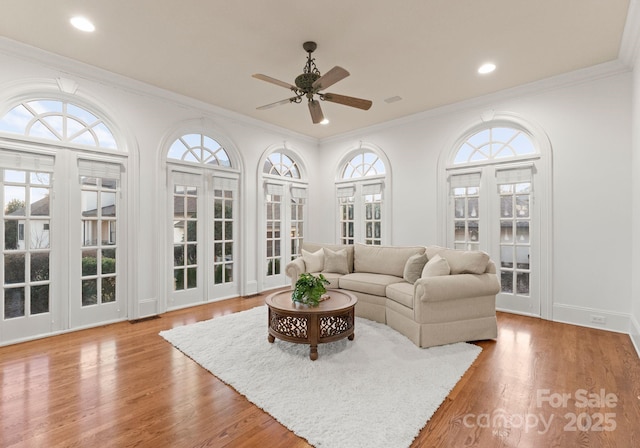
317 67 634 332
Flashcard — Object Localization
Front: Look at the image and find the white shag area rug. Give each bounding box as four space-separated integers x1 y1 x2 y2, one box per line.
159 306 481 448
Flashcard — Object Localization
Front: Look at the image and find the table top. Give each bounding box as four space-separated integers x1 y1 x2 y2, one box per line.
265 289 357 313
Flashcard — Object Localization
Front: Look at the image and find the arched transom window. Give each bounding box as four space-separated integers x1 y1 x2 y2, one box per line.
167 134 231 167
263 152 300 178
453 127 535 164
342 152 385 178
0 100 117 149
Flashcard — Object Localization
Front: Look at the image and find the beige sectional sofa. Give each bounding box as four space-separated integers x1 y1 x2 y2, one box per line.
285 242 500 348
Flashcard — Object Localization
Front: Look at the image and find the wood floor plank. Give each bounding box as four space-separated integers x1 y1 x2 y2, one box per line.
1 297 639 447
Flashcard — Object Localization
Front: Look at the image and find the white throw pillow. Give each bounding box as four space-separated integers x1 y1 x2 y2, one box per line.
421 254 451 277
302 248 324 273
403 252 428 284
322 248 349 274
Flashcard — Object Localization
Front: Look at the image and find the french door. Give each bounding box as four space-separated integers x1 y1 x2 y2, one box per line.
168 169 238 310
449 164 540 316
263 182 306 290
69 159 126 328
1 148 127 344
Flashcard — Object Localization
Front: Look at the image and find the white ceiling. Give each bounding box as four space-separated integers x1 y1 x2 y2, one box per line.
0 0 631 139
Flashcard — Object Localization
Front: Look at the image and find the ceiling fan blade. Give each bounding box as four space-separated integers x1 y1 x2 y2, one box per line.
312 66 350 91
256 97 299 110
322 93 373 110
252 73 297 91
308 100 325 124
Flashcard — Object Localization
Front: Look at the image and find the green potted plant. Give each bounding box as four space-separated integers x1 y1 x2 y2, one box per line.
291 273 330 306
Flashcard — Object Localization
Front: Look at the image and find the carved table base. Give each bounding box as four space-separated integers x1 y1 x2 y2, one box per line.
265 290 357 360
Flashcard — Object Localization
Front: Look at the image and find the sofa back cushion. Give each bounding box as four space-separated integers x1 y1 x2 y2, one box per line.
425 246 490 274
301 248 324 273
302 242 354 273
354 243 425 277
322 247 350 274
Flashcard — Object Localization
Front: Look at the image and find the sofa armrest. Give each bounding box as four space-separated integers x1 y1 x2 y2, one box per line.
414 273 500 303
285 257 306 288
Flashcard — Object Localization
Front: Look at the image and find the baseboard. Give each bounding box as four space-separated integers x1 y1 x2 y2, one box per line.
244 280 258 296
138 297 159 318
552 303 630 334
631 315 640 359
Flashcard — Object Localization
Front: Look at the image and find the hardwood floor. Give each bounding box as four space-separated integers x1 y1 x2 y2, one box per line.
1 295 640 448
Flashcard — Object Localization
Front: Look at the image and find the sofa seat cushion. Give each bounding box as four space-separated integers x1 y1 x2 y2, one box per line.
339 273 403 296
319 272 342 289
386 282 415 309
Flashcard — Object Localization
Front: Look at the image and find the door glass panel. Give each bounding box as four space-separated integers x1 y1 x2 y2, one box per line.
213 187 234 285
80 177 118 305
173 184 197 291
364 193 382 245
499 181 531 295
31 284 49 314
4 287 25 318
265 193 281 276
82 279 97 306
3 169 51 320
451 186 480 250
339 197 355 245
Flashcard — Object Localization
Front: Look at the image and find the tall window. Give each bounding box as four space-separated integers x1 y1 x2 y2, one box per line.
262 150 307 289
337 149 387 245
447 124 542 316
166 132 239 309
0 98 126 344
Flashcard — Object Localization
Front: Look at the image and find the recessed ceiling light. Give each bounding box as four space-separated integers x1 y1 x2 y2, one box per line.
70 16 95 32
320 118 330 125
478 63 496 74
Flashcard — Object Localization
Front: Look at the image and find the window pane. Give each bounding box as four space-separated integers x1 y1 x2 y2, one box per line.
516 272 530 295
500 221 513 242
174 245 184 267
82 250 98 276
516 246 530 269
4 220 20 250
82 279 98 306
5 253 25 284
501 196 513 217
102 249 116 274
187 267 197 288
4 287 25 318
31 253 49 281
516 222 530 243
500 246 513 268
102 277 116 303
31 285 49 314
501 271 513 293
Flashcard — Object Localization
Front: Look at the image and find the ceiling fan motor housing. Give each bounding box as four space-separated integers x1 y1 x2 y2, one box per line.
295 72 320 93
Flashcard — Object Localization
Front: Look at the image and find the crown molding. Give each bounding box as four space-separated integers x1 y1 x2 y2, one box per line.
321 59 631 144
0 37 318 146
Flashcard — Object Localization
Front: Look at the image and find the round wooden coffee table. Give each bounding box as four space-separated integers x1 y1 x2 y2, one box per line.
265 289 357 360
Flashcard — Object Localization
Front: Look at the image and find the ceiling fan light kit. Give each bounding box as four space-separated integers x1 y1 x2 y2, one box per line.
253 41 372 124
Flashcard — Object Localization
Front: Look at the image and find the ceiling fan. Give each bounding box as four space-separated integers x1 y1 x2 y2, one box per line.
252 41 373 124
